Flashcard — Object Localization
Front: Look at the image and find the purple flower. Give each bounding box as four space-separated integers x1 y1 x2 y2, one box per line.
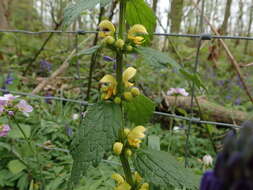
0 124 10 137
5 73 14 85
16 100 33 116
234 98 241 105
39 60 51 72
167 88 189 96
200 171 225 190
103 56 116 62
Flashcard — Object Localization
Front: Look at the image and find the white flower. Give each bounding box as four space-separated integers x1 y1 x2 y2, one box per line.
202 155 213 166
72 113 79 120
167 88 189 96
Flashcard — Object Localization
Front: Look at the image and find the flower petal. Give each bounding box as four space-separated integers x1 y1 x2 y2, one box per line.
100 75 117 85
123 67 136 87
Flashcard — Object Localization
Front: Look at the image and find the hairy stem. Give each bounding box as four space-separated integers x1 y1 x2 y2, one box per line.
117 0 135 187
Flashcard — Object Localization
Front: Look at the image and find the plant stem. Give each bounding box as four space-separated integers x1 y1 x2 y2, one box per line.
12 117 45 190
116 0 135 188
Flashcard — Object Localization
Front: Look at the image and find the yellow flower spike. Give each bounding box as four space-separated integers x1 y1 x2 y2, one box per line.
98 20 116 38
115 182 131 190
134 172 142 184
123 67 137 88
127 126 146 148
128 24 148 45
111 173 125 184
100 74 117 99
113 142 123 155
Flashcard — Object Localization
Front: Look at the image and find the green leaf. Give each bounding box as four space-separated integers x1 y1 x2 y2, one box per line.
77 45 101 57
137 47 180 70
8 160 27 174
70 102 122 185
148 135 160 151
123 94 155 125
179 69 207 91
64 0 112 26
8 125 31 139
134 149 200 189
126 0 156 33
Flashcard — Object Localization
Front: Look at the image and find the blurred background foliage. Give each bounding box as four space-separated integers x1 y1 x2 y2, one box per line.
0 0 252 189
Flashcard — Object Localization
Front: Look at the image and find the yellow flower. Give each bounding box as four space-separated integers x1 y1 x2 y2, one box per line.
113 142 123 155
112 173 125 184
123 67 137 88
139 183 149 190
115 181 131 190
127 126 146 148
100 75 117 99
134 172 142 184
128 24 148 45
99 67 137 99
112 173 131 190
98 20 115 38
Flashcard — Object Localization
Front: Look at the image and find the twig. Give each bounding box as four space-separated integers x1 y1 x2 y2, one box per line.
32 36 93 94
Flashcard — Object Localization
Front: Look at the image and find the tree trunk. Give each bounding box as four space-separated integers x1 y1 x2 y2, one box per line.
169 0 184 33
244 1 253 54
234 0 244 47
220 0 233 34
0 0 11 29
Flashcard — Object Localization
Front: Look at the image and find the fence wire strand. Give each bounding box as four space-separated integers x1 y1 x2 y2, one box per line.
0 29 252 40
0 88 240 129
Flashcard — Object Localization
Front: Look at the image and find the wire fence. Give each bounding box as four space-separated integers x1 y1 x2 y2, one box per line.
0 29 253 40
0 19 251 167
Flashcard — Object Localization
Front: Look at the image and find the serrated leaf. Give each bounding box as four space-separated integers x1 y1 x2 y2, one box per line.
64 0 112 26
77 45 101 57
70 102 122 185
137 47 180 70
126 0 156 34
134 149 200 189
8 160 27 174
123 94 155 125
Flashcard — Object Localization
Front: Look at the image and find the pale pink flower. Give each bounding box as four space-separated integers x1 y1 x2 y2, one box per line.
0 96 9 105
16 100 33 116
167 88 189 96
0 124 10 137
4 94 19 101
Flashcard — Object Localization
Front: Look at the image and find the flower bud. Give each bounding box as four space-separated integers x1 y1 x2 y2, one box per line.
139 183 149 190
115 39 125 49
113 142 123 155
126 45 133 52
114 97 121 104
111 173 124 184
131 87 140 96
125 149 132 157
105 36 115 45
124 92 133 101
101 93 107 100
124 128 130 137
134 172 142 184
